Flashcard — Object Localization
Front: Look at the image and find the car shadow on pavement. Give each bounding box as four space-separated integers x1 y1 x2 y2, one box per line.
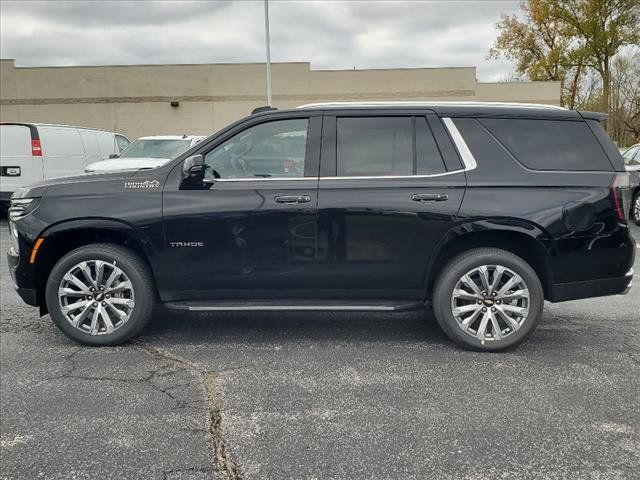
140 307 450 347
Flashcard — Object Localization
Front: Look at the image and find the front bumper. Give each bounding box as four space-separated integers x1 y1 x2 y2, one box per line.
549 268 634 302
7 248 38 306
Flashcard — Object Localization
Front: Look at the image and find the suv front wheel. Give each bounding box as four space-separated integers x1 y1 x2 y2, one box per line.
45 244 155 346
433 248 544 351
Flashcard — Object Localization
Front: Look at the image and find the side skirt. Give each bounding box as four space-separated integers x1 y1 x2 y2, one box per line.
164 299 429 312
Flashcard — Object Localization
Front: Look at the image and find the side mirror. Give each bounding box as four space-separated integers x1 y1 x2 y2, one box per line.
109 153 119 159
182 154 205 180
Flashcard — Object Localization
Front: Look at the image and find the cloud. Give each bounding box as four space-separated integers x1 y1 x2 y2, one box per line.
0 0 520 81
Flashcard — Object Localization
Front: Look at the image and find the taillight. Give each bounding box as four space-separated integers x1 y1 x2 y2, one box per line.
611 173 631 221
31 139 42 156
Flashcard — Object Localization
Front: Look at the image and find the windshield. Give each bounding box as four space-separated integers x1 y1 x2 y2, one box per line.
119 139 191 159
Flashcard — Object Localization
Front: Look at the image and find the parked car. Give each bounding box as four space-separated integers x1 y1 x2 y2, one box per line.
0 123 128 207
622 143 640 224
6 102 635 350
85 135 206 172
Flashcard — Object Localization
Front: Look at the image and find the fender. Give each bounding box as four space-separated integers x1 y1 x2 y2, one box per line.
35 216 162 279
422 217 554 295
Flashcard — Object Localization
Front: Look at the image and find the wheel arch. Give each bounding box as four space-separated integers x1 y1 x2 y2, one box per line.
33 218 159 314
425 223 553 301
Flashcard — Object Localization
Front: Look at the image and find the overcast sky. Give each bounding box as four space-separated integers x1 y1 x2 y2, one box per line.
0 0 521 81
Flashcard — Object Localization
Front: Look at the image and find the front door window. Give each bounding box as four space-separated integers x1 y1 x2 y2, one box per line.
204 119 309 180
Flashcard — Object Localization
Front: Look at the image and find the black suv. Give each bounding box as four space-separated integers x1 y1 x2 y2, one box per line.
6 102 635 350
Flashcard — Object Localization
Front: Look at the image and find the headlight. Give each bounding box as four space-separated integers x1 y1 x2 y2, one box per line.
8 197 40 221
8 220 19 252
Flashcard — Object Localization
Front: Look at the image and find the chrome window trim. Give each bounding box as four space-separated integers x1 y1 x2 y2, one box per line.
319 171 465 181
213 176 315 182
210 117 477 182
212 170 467 182
442 117 478 171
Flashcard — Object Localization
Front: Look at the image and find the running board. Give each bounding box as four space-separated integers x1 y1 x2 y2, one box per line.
164 299 426 312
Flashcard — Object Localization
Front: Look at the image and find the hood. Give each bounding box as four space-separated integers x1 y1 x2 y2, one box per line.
85 157 171 172
11 170 140 199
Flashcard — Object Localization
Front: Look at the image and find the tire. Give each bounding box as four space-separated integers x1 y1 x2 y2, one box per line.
632 192 640 226
432 248 544 351
45 243 155 346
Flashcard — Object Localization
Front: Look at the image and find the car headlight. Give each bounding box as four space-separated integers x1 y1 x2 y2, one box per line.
8 220 19 253
8 197 40 221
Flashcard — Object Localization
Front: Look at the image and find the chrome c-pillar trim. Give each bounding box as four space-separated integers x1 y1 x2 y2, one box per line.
442 117 478 171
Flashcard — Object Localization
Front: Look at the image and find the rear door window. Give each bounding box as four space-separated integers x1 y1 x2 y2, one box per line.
415 117 447 175
479 118 612 171
337 117 412 176
334 116 447 177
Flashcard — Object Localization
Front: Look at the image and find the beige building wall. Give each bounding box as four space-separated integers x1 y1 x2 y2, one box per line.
0 59 561 140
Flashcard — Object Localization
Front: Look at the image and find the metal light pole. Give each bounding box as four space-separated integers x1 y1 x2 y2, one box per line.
264 0 272 106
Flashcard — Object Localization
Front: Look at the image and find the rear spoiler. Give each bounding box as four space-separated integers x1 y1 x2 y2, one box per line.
578 111 608 122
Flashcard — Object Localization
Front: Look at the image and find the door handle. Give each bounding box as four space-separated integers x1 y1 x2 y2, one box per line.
274 195 311 204
411 193 449 202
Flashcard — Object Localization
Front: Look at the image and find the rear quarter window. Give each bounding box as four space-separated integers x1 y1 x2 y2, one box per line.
479 118 613 171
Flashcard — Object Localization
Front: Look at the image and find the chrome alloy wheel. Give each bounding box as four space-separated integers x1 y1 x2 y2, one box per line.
58 260 135 335
451 265 530 342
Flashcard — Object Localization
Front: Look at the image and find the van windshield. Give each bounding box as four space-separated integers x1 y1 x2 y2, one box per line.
119 139 191 159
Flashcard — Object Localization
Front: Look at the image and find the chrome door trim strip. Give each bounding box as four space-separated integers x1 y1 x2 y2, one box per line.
214 170 468 183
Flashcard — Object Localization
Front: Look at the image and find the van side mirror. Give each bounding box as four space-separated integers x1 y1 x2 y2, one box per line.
109 153 119 159
182 154 205 180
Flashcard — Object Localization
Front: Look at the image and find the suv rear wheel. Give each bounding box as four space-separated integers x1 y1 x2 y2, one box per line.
433 248 543 351
45 244 155 346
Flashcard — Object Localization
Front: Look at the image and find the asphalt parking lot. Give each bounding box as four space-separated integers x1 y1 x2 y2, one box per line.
1 220 639 480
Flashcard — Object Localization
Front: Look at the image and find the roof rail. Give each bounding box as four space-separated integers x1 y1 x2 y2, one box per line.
297 101 566 111
251 106 278 115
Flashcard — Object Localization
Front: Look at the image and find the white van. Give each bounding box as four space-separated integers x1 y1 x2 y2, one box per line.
0 123 129 206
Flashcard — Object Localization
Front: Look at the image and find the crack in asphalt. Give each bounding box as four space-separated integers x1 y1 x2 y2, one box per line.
160 466 216 480
44 343 241 477
44 346 204 411
136 343 241 480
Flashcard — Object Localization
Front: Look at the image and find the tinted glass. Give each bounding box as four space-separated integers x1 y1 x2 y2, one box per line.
337 117 412 176
116 135 130 152
480 118 612 171
204 119 308 179
416 117 446 174
453 118 518 174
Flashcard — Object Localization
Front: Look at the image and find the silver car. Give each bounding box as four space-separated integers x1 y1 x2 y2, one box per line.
622 143 640 225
